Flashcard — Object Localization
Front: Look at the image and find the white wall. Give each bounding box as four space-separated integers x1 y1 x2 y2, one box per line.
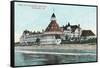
0 0 99 68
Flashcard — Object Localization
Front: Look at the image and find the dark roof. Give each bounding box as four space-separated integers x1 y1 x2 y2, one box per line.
62 24 80 32
45 20 62 32
71 25 80 32
23 30 41 35
81 30 95 36
68 22 70 26
23 30 30 34
51 13 56 17
32 32 42 34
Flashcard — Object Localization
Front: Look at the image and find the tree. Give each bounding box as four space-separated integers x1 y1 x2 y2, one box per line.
65 35 69 41
55 35 61 39
36 38 40 46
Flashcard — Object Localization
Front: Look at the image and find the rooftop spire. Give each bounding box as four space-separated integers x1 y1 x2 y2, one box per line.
51 13 56 17
51 13 56 21
68 22 70 26
51 8 56 18
51 8 56 21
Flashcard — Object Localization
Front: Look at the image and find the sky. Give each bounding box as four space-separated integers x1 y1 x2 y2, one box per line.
15 2 97 42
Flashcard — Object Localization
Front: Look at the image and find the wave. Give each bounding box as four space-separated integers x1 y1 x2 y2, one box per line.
15 50 96 56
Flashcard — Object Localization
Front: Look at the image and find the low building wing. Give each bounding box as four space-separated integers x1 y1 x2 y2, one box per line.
81 30 95 36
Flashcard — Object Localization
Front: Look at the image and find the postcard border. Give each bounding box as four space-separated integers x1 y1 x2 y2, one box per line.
10 1 98 67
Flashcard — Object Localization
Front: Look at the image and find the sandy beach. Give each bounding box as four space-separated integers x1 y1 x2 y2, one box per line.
15 44 96 51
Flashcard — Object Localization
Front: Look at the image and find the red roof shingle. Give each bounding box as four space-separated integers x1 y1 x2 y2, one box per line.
45 20 62 32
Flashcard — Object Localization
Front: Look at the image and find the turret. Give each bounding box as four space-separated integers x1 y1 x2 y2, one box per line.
51 13 56 21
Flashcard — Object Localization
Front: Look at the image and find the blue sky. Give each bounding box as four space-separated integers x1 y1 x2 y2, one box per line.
15 2 97 42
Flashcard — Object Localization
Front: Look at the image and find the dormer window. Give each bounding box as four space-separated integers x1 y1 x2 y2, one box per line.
67 27 71 31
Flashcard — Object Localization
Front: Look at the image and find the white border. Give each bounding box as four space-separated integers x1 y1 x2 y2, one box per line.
0 0 99 68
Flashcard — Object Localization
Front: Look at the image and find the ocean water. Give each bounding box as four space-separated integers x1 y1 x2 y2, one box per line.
15 49 96 66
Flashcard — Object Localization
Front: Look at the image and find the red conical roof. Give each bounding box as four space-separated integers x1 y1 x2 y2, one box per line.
45 20 62 32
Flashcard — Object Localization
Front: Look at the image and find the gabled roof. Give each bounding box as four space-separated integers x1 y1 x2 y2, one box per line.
71 25 80 32
62 23 80 32
81 30 95 36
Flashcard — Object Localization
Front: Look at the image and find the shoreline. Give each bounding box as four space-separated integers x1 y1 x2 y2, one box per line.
15 44 96 51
